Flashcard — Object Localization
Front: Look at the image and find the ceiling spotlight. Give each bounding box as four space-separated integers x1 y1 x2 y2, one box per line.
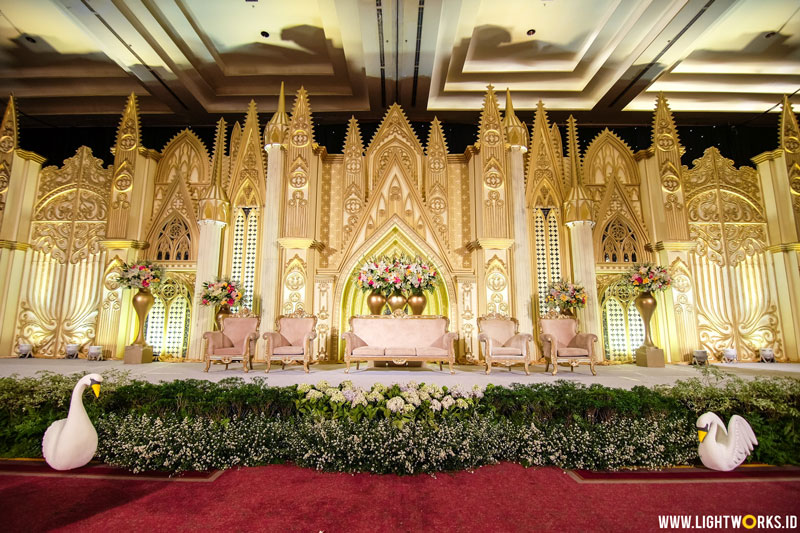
260 31 270 38
527 29 536 36
765 31 776 38
24 35 36 44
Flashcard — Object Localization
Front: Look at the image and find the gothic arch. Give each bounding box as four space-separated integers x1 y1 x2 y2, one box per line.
145 175 199 262
583 129 639 186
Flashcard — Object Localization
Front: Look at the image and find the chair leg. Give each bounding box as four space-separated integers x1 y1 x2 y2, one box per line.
449 360 454 375
544 361 549 373
590 358 597 376
265 357 272 374
303 357 309 373
571 364 574 372
356 361 360 370
439 361 442 371
524 360 530 376
345 357 351 373
225 363 229 370
204 357 210 372
243 356 249 373
551 359 558 376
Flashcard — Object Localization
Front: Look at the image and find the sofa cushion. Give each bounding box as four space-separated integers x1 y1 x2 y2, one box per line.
558 347 589 357
352 346 384 356
278 317 316 347
385 347 413 357
415 347 447 357
349 316 447 348
492 347 523 356
478 319 516 346
273 346 304 356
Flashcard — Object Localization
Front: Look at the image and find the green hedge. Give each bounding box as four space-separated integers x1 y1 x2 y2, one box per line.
0 367 797 473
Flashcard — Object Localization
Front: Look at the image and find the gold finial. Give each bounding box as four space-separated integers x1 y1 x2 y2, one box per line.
265 82 289 146
502 88 527 147
200 118 230 223
564 115 592 223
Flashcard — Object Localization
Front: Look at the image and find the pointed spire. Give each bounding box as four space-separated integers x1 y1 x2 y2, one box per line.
288 85 314 146
113 93 139 153
427 117 449 154
478 84 505 143
344 115 364 155
0 94 18 153
550 123 563 159
652 92 681 152
564 115 592 223
502 89 527 147
780 94 800 152
200 118 230 223
265 82 289 145
230 121 242 161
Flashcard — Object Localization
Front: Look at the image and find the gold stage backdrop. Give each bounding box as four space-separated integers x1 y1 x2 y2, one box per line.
1 88 798 363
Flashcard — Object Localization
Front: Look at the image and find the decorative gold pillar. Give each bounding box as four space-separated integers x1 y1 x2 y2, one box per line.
503 90 533 335
188 119 229 361
260 82 289 339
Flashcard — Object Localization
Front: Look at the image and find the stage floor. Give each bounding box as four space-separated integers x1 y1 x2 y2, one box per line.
1 357 798 389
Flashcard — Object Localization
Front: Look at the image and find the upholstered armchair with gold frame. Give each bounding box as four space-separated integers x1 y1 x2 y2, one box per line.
202 308 260 373
477 313 533 375
540 312 597 376
262 309 318 373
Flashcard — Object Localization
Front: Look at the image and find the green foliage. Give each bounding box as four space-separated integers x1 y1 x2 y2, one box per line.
1 368 797 473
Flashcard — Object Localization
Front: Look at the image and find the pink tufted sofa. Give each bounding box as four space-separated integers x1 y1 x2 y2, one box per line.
342 314 458 373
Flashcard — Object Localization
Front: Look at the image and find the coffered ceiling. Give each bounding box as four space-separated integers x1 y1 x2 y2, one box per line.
0 0 797 126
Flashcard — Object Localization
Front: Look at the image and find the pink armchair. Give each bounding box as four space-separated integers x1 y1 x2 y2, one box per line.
203 309 260 372
262 310 318 373
540 313 597 376
477 313 533 375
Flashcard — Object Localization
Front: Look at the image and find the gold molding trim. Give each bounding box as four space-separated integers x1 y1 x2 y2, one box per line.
751 149 784 164
477 238 514 250
652 240 697 252
633 147 654 161
767 242 800 253
99 239 149 250
0 239 30 251
278 237 322 250
15 149 46 164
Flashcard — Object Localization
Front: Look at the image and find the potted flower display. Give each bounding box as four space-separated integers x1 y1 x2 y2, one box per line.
624 263 671 349
117 261 163 346
200 278 243 329
355 257 392 314
543 279 587 316
402 256 438 315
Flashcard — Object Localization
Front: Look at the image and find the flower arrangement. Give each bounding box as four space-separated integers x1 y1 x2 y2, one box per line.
117 261 163 290
625 263 671 293
354 255 438 295
200 278 243 307
543 279 587 311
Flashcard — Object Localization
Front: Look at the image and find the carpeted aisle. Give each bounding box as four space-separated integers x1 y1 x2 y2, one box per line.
1 462 798 532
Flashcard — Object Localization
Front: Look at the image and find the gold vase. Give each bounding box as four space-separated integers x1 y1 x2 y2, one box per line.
132 287 154 346
407 290 427 315
215 303 232 330
387 290 407 312
634 291 657 348
367 290 386 315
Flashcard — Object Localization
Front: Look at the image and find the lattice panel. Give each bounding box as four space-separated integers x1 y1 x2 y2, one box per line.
164 296 189 358
533 210 548 310
627 304 645 355
602 297 628 361
143 297 166 356
242 209 259 310
230 209 246 283
546 209 561 282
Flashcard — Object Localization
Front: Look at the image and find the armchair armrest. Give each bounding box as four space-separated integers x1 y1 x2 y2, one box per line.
203 331 226 352
572 333 598 358
302 331 317 355
441 332 459 356
262 331 286 357
541 333 557 360
505 333 533 358
341 332 365 356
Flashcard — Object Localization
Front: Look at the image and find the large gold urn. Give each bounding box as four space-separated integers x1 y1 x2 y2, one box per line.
131 287 155 346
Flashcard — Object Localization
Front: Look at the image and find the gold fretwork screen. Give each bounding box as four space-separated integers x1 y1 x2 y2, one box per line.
532 207 562 311
229 207 259 311
143 277 192 360
685 147 782 360
600 279 645 362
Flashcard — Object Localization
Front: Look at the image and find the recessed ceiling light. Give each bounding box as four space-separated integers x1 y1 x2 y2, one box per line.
24 35 36 44
527 29 536 36
261 31 270 38
765 31 776 39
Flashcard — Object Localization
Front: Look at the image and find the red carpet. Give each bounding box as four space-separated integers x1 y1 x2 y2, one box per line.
1 461 798 532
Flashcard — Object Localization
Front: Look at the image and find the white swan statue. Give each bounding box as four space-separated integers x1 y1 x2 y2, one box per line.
42 373 103 470
696 412 758 471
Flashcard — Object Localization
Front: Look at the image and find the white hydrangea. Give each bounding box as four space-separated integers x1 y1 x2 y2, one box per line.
403 403 416 414
305 389 323 401
314 380 330 391
366 391 384 403
372 383 388 394
351 391 368 408
297 383 312 394
429 399 442 411
400 381 418 392
455 398 469 409
471 385 484 399
340 380 354 390
329 390 347 404
401 390 421 407
386 396 405 413
441 395 454 409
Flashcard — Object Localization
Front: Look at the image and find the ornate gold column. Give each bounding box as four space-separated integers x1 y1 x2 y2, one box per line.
259 82 289 338
188 119 229 361
503 90 533 335
0 96 44 356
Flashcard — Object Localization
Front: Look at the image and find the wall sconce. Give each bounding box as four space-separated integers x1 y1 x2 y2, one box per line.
17 343 33 358
721 348 737 363
759 348 775 363
65 344 80 359
87 346 104 361
691 350 708 365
